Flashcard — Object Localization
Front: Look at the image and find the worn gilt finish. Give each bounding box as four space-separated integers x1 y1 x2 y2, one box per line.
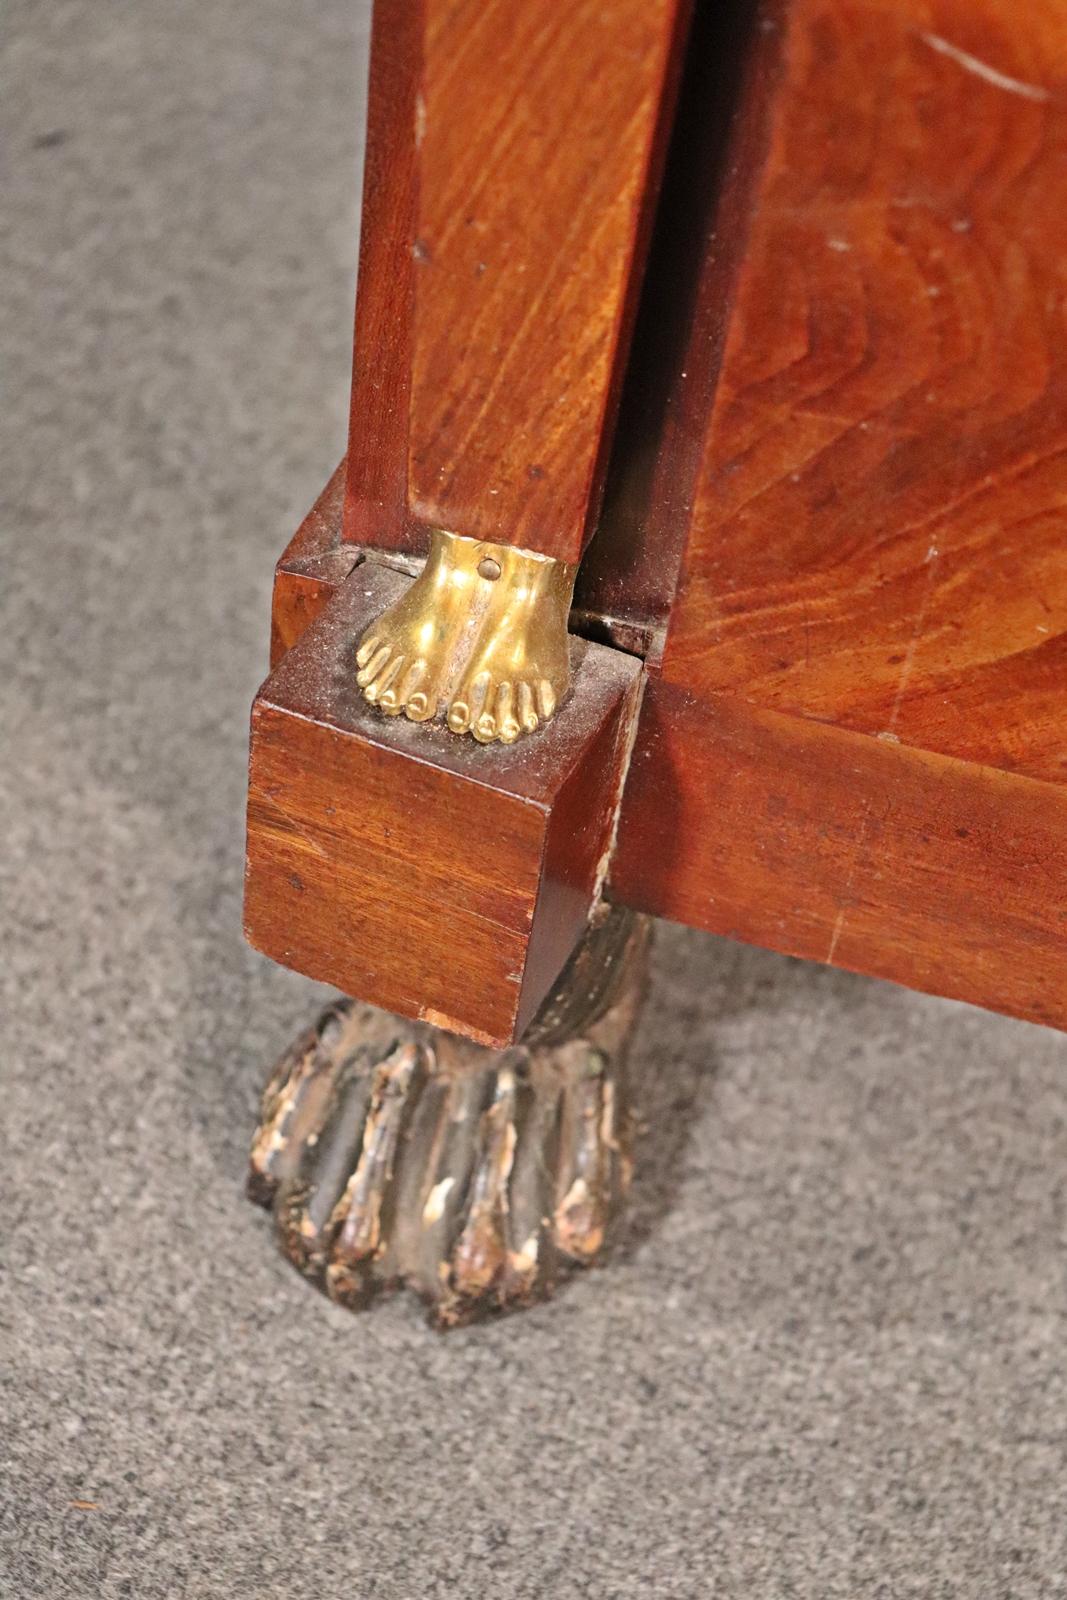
248 910 648 1325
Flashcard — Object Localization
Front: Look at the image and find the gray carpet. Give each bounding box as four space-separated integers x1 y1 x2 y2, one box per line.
4 3 1067 1596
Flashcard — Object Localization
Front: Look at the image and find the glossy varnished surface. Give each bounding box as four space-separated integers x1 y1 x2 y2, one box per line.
613 679 1067 1028
344 0 690 565
612 0 1067 1029
247 566 642 1045
663 0 1067 782
342 0 419 550
264 0 1067 1035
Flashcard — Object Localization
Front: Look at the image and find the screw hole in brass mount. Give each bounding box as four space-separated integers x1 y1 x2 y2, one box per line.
355 529 577 745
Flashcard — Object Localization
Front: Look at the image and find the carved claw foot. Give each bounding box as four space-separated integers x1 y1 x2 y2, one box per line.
248 908 648 1326
355 529 575 744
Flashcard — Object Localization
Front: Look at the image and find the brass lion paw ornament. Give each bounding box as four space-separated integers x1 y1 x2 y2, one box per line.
355 529 576 745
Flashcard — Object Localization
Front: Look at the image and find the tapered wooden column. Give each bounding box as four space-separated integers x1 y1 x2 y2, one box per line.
343 0 692 563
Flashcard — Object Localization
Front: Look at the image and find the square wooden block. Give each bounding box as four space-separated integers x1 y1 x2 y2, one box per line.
245 565 642 1045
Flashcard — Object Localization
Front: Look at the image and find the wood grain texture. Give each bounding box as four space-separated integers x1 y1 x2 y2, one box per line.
271 460 360 668
575 0 781 649
246 566 642 1046
663 0 1067 782
270 460 652 673
610 0 1067 1030
342 0 420 549
342 0 690 564
408 0 689 562
258 0 1067 1037
611 679 1067 1030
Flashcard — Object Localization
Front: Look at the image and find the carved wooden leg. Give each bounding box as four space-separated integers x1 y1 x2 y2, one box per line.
248 907 648 1326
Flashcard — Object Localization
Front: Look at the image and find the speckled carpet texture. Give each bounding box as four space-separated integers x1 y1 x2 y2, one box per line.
4 3 1067 1596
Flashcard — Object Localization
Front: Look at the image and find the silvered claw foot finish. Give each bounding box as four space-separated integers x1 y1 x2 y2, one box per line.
248 907 648 1326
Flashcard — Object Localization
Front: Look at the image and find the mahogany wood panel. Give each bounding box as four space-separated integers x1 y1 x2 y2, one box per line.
342 0 420 549
611 680 1067 1031
258 0 1067 1039
343 0 691 565
246 566 642 1046
271 460 359 668
662 0 1067 781
610 0 1067 1031
575 0 781 650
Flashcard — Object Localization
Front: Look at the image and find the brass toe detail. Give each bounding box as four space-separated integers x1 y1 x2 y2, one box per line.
356 529 576 745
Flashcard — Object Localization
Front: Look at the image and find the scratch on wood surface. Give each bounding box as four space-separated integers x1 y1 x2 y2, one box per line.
258 793 330 861
884 544 941 738
825 793 877 965
920 33 1051 102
